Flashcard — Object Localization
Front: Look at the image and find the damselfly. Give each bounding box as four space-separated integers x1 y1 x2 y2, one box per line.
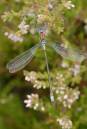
7 41 86 73
6 30 86 103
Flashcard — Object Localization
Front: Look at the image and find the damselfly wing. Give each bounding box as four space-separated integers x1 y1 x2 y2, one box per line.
51 43 86 62
7 43 40 73
51 43 69 58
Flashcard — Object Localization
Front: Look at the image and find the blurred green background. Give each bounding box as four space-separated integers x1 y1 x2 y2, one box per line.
0 0 87 129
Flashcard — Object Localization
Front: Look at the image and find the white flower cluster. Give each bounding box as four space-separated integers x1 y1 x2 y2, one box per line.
55 85 80 108
18 20 29 34
24 94 39 108
33 80 46 89
54 73 65 87
57 117 72 129
56 73 65 81
4 32 23 42
24 71 47 89
63 0 75 10
24 94 45 111
24 71 37 83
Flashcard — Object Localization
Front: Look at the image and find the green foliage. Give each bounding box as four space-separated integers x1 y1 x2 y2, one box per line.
0 0 87 129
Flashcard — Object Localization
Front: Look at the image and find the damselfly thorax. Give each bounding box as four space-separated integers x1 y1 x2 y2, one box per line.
40 40 47 50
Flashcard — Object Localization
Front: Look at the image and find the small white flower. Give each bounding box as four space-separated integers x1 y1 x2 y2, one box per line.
56 90 59 94
4 32 9 36
54 81 80 108
41 106 45 111
24 94 39 108
64 94 68 99
57 117 72 129
33 80 46 89
33 80 42 89
24 94 45 111
63 0 75 10
57 96 62 101
24 71 37 83
34 103 39 110
18 20 29 34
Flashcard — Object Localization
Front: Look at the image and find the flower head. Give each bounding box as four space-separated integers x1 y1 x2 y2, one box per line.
57 117 72 129
24 94 45 111
24 71 37 83
18 20 29 34
63 0 75 10
4 32 23 42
